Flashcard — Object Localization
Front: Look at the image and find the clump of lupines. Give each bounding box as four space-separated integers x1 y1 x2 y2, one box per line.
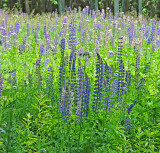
0 8 159 145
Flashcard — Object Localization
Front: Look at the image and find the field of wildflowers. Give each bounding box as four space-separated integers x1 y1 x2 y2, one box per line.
0 7 160 152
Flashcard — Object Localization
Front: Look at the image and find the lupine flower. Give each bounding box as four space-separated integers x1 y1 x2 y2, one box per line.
27 22 30 37
84 74 90 118
117 38 125 101
93 53 103 111
0 73 3 98
147 22 156 44
35 31 38 44
12 71 17 86
139 77 145 88
117 59 125 101
125 70 131 92
19 39 26 55
59 38 66 96
146 62 151 73
125 118 131 131
39 44 45 57
76 65 84 122
14 21 20 34
103 62 112 112
43 22 47 39
36 57 42 89
44 59 49 69
32 25 35 35
126 104 134 114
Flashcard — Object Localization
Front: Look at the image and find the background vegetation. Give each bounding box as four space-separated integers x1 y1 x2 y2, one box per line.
0 0 160 18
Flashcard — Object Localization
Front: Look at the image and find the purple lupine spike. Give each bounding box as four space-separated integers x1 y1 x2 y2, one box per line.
35 31 38 43
117 38 125 101
0 73 3 98
125 70 131 92
27 22 30 37
93 53 103 111
84 74 90 118
117 59 125 101
43 22 47 38
92 10 96 18
76 65 84 122
59 38 66 96
12 71 17 86
36 20 40 31
68 20 77 94
60 38 65 58
32 25 35 35
14 21 19 34
78 20 82 32
68 20 77 50
147 22 156 44
113 22 116 37
125 118 131 131
111 36 115 47
103 62 112 113
0 55 3 98
59 64 65 95
139 77 146 88
70 52 76 93
39 44 45 57
126 104 134 114
36 57 42 89
139 40 142 51
5 11 8 25
19 39 26 55
62 16 67 37
44 59 49 69
146 62 151 73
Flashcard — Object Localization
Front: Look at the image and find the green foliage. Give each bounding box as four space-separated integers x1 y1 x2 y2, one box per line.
50 0 57 5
